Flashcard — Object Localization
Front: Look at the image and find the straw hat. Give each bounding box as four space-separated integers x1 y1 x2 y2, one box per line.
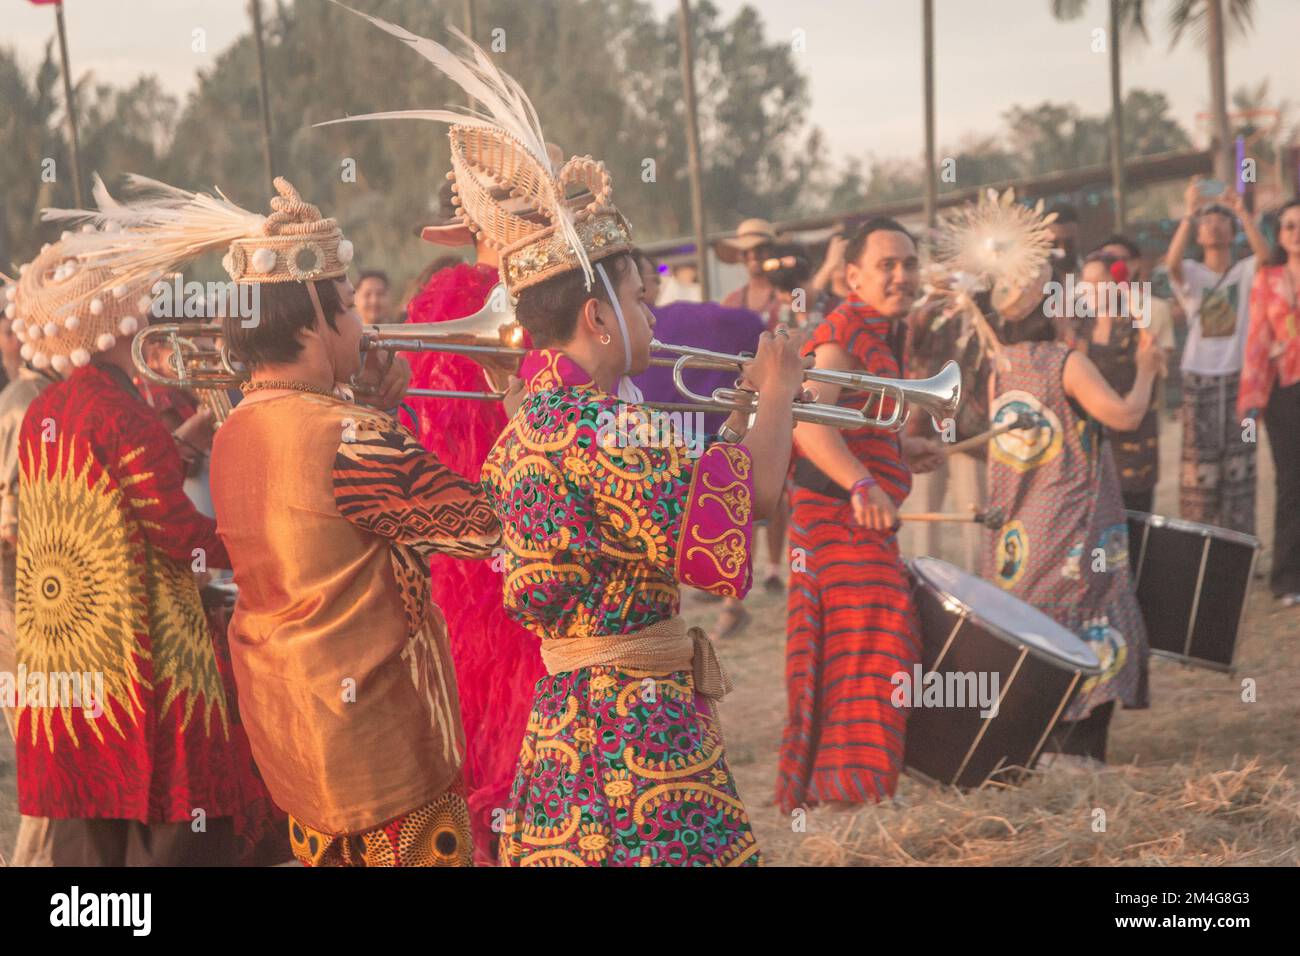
714 218 779 264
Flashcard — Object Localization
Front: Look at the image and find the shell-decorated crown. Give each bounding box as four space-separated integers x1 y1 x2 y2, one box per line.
223 177 354 284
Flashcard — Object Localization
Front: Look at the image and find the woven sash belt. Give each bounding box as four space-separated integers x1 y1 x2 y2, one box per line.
540 615 733 701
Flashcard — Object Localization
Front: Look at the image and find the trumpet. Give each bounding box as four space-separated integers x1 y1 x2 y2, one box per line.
132 284 960 431
658 341 961 432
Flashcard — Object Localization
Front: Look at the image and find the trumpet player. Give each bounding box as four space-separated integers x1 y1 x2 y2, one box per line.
63 174 507 866
778 217 946 814
328 9 806 865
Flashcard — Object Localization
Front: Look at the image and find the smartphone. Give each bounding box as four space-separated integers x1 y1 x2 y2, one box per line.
1198 179 1226 197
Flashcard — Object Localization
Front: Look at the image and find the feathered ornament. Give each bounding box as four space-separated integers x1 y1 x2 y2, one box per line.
43 173 266 305
317 2 594 287
931 188 1058 370
936 187 1057 291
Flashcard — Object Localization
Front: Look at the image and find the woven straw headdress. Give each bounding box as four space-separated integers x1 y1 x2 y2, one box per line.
45 175 354 302
319 4 632 296
6 235 159 373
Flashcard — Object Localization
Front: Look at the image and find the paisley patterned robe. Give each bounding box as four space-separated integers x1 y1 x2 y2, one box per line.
481 349 760 866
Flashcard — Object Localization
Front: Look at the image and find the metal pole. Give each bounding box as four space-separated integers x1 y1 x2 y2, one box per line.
922 0 937 232
678 0 711 300
53 1 84 208
1108 0 1126 230
250 0 276 191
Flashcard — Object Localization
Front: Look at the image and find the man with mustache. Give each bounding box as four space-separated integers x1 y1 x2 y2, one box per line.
778 218 944 812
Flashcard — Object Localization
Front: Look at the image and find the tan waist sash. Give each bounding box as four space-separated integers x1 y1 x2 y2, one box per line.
540 616 733 700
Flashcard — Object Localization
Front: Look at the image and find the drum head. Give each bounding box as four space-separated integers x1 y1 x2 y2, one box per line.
911 557 1101 673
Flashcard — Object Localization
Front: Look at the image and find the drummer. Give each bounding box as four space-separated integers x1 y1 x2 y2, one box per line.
981 262 1162 767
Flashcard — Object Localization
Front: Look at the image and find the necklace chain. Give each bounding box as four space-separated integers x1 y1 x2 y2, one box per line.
239 379 338 398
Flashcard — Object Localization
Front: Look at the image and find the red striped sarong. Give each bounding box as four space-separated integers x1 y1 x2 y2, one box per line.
776 297 921 812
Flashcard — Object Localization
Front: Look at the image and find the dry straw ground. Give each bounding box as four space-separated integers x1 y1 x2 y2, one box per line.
1 417 1296 865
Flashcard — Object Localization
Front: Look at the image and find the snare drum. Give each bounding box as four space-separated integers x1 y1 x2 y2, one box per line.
1125 511 1260 672
906 557 1101 789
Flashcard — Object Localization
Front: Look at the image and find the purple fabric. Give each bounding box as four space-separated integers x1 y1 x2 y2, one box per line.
635 301 766 432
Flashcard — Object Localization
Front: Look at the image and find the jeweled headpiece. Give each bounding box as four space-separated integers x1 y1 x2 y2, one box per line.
320 5 631 295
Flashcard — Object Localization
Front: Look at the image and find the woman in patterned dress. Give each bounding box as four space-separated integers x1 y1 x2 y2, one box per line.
482 253 808 865
983 267 1163 764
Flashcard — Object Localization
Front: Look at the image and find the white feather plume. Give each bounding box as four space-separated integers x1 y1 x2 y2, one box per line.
42 174 266 301
935 188 1057 291
317 2 592 285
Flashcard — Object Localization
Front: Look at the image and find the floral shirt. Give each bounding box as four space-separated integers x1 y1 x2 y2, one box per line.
1238 264 1300 416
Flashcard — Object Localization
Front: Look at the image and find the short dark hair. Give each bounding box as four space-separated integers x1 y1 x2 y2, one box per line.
356 270 389 290
1096 234 1140 260
514 253 635 347
223 279 343 368
844 217 914 265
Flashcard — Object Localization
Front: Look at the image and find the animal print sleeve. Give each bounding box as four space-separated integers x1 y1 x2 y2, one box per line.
333 419 501 559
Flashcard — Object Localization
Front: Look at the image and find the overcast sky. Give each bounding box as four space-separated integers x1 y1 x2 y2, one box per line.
9 0 1299 166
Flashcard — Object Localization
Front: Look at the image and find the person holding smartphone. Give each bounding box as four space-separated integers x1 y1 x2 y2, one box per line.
1164 177 1272 534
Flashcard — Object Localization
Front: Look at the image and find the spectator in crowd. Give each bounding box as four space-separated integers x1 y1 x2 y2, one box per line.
1047 203 1081 276
1239 198 1300 607
1165 177 1272 534
1072 250 1163 514
355 269 393 326
717 218 782 330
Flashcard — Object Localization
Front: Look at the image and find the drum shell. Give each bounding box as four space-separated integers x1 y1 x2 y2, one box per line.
1125 511 1259 672
906 580 1093 789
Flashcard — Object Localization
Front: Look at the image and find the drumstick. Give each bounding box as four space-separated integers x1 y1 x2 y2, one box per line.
901 506 1005 530
944 413 1036 456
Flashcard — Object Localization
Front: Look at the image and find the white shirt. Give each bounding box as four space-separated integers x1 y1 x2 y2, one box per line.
1172 257 1256 376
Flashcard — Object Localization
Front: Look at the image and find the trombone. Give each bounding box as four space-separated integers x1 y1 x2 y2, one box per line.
132 284 960 431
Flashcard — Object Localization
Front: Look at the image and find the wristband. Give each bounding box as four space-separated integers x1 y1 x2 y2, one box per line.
850 474 877 499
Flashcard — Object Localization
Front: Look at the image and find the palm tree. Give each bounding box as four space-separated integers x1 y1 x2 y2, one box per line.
1168 0 1257 185
1052 1 1257 211
1050 0 1150 229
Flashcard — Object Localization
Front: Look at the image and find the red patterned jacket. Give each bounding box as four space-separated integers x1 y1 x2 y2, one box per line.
15 363 242 822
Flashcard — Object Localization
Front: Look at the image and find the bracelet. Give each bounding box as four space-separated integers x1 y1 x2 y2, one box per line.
717 424 743 443
850 474 877 499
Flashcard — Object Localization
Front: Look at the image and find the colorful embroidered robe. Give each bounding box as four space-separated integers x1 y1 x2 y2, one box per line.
480 349 761 866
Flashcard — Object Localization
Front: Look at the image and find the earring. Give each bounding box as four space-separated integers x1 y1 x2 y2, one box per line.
599 333 611 345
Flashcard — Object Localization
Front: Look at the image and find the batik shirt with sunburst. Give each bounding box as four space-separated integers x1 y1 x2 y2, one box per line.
15 364 244 823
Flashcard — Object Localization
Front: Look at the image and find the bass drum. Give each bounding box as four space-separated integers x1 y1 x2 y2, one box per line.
1125 511 1260 672
906 557 1101 789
